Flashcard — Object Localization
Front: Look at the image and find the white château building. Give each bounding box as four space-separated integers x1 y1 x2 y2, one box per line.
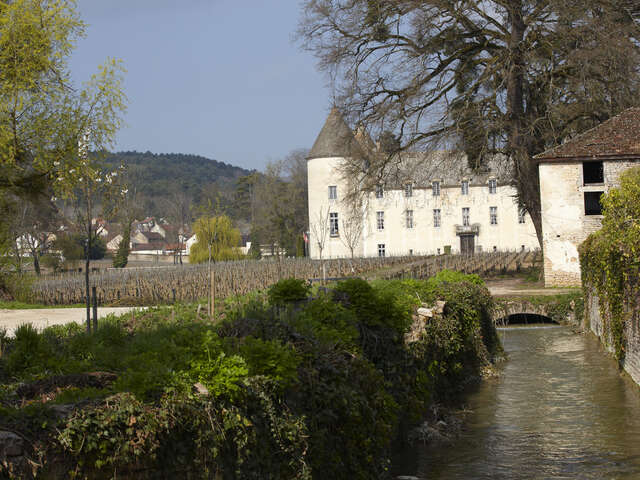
306 108 539 259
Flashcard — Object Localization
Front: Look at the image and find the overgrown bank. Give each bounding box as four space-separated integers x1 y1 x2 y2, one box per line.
0 271 500 479
580 167 640 383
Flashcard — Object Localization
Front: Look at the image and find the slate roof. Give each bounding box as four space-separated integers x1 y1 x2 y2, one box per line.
535 107 640 162
381 151 513 188
307 106 513 186
307 107 365 160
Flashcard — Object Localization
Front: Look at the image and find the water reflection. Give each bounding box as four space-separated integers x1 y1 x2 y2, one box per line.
395 326 640 479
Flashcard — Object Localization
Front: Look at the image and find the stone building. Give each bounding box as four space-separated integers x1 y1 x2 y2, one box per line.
535 107 640 287
306 108 539 259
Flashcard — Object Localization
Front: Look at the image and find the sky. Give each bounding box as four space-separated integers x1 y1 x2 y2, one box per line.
69 1 332 171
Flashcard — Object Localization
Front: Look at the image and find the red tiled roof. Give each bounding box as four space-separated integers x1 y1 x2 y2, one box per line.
535 107 640 162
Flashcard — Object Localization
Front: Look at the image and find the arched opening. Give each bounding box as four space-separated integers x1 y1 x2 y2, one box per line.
497 313 557 326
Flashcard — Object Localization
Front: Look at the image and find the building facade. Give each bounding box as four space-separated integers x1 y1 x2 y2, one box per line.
535 108 640 286
307 108 539 259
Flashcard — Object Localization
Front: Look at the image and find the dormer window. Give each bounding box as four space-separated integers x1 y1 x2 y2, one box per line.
404 183 413 198
328 185 337 200
488 179 497 194
432 181 440 196
375 184 384 199
461 180 469 195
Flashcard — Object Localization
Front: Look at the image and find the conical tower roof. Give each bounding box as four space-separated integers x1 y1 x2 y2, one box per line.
308 107 364 160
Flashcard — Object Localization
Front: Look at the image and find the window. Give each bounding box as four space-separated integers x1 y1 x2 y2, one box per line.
404 183 413 198
378 243 385 257
376 211 385 230
437 248 441 255
375 184 384 198
329 212 339 236
432 181 440 196
518 206 526 224
462 207 470 226
409 249 413 255
461 180 469 195
488 179 497 194
583 161 604 185
328 185 337 200
433 209 441 228
490 206 498 225
584 191 604 215
406 210 414 228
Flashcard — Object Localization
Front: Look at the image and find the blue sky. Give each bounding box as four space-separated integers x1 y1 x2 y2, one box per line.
70 1 331 171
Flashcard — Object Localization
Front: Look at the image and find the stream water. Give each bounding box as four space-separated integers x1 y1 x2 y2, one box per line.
394 325 640 479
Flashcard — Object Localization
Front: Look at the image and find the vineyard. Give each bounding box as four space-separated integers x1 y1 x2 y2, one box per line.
31 250 540 305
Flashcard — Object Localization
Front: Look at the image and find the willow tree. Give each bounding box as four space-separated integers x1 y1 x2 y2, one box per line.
190 214 242 318
298 0 640 245
189 215 242 264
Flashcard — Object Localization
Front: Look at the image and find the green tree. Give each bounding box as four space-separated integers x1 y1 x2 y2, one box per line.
0 0 125 323
112 225 131 268
55 233 107 262
189 215 243 263
0 0 125 199
297 0 640 246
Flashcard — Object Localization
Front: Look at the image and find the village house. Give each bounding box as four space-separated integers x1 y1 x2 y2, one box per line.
306 108 539 259
535 107 640 287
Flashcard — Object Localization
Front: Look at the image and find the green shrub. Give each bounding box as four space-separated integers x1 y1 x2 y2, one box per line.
332 278 408 334
268 278 311 306
1 274 501 479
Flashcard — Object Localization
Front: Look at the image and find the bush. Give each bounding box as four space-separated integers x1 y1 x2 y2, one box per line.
268 278 311 306
0 274 500 479
40 253 62 273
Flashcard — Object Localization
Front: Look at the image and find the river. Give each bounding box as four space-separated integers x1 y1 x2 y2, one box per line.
394 325 640 479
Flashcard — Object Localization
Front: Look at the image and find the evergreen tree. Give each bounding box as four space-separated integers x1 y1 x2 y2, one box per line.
112 226 131 268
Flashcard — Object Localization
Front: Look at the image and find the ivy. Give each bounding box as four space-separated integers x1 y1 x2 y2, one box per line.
579 167 640 364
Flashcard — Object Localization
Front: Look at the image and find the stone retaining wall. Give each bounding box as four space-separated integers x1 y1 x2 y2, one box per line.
584 287 640 386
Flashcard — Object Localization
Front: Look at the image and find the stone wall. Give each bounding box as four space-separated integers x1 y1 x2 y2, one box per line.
493 294 583 327
539 160 640 287
585 286 640 386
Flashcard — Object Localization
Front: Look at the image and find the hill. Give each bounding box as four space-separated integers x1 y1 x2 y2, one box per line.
101 151 254 220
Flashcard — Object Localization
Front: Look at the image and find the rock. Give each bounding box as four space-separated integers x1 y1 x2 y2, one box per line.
416 307 434 318
435 300 446 314
0 431 24 457
193 382 209 396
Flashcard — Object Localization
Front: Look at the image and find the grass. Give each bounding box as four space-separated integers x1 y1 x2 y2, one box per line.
0 300 85 310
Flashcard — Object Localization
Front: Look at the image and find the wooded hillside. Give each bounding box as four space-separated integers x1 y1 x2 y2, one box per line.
101 151 254 219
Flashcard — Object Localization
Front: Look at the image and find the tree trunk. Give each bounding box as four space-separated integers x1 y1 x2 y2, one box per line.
32 249 40 276
506 0 543 248
85 182 92 333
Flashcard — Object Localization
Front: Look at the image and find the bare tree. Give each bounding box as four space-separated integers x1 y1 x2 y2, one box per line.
340 208 363 260
252 150 309 256
310 206 330 282
162 191 193 264
298 0 640 246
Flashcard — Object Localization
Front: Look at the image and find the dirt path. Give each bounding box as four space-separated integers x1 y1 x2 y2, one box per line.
0 307 142 336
